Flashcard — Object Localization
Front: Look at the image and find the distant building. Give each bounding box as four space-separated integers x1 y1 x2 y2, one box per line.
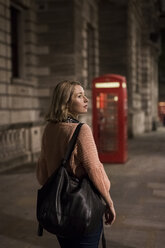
0 0 163 170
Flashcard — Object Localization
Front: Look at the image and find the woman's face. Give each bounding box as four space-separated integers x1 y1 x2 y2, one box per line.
69 85 88 117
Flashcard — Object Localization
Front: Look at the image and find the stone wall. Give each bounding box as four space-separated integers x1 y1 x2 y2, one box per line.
141 0 160 131
36 0 99 126
0 122 43 171
0 0 43 170
74 0 99 125
127 0 145 136
74 0 99 87
99 0 127 76
98 0 160 136
36 0 75 86
36 0 77 117
159 26 165 102
158 7 165 124
0 0 41 125
128 0 160 135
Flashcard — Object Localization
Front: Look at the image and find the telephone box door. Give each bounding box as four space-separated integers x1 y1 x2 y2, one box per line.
92 74 127 163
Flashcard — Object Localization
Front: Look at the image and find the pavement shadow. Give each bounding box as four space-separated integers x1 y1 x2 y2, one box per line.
106 239 135 248
0 211 59 248
0 211 136 248
0 163 36 175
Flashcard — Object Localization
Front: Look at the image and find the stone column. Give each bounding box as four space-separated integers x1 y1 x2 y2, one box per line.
74 0 99 126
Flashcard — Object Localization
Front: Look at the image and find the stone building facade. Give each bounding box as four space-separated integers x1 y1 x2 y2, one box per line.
99 0 160 136
0 0 42 170
0 0 162 170
36 0 100 125
159 1 165 102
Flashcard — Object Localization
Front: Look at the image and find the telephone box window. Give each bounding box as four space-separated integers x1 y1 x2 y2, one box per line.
97 93 118 152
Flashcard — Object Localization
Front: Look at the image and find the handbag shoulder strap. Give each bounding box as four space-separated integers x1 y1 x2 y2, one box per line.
62 123 83 167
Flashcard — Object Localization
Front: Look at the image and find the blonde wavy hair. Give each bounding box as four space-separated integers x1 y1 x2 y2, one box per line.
45 80 82 122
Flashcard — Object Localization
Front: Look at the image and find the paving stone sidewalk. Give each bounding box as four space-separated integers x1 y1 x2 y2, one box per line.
0 127 165 248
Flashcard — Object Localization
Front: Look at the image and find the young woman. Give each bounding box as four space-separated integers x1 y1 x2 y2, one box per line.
36 80 116 248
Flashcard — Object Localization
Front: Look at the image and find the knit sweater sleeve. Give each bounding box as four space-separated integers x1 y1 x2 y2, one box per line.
77 124 111 202
36 130 48 185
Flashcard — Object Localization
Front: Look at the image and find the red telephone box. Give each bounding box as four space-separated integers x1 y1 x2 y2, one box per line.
92 74 128 163
158 102 165 125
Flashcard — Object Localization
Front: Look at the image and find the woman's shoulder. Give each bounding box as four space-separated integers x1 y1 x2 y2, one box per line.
81 123 92 131
79 123 93 138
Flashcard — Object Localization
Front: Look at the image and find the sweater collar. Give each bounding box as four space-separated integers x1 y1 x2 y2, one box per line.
63 117 79 123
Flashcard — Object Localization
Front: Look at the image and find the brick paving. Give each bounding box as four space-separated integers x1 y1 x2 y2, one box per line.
0 127 165 248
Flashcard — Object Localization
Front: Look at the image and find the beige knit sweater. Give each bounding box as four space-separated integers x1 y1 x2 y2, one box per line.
36 122 111 202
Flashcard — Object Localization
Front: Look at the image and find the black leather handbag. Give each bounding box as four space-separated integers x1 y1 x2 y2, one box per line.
36 123 106 238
